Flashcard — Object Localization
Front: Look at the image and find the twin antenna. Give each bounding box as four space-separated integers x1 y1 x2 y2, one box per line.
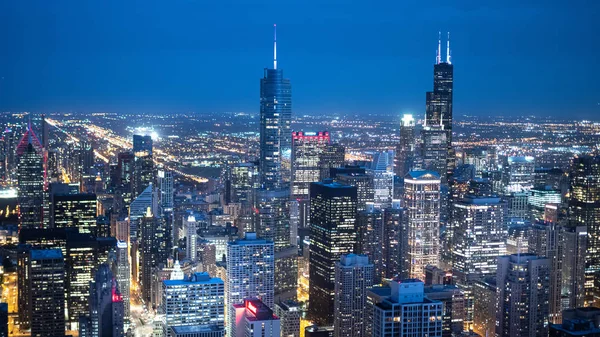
436 31 452 65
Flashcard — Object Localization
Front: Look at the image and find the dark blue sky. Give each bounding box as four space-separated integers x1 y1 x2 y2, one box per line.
0 1 598 118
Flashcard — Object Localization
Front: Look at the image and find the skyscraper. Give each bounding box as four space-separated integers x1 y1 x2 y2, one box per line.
113 240 131 321
425 33 454 178
450 195 508 328
158 169 174 214
333 254 374 337
259 25 292 190
226 232 275 337
356 204 384 282
568 155 600 306
184 214 198 261
17 143 44 229
451 196 508 280
495 254 550 337
318 143 346 180
309 181 357 325
383 200 408 279
502 156 536 194
254 188 297 300
79 264 125 337
420 126 448 183
335 171 374 212
52 193 98 235
403 171 441 280
291 131 330 198
28 249 65 337
394 114 416 180
132 134 154 198
140 211 171 304
368 151 394 209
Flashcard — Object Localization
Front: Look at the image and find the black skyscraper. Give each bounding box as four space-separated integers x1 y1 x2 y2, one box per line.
308 181 357 325
426 32 454 178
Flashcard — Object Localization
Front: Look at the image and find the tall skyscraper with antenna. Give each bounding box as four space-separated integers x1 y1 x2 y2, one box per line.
425 32 454 179
260 24 292 190
257 25 297 302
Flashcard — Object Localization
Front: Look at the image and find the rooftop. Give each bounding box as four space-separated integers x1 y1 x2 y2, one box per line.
406 170 441 180
163 272 223 286
170 325 224 334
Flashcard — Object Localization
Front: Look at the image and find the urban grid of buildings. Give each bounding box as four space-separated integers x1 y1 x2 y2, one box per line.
0 26 599 337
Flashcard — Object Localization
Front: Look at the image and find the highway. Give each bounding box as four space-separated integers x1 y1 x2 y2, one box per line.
45 118 209 184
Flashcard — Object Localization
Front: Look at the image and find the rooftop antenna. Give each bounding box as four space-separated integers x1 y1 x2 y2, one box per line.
436 31 441 64
446 32 451 64
273 24 277 69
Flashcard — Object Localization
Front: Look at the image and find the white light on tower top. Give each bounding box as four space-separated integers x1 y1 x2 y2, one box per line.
401 114 415 127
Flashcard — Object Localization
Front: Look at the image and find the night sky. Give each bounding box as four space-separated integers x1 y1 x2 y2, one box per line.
0 1 598 118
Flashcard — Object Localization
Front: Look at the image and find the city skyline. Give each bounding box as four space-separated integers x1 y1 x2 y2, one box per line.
1 1 598 118
2 2 600 337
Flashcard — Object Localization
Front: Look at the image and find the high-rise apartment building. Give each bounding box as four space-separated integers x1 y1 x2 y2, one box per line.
274 300 301 337
423 285 465 337
161 272 225 337
568 155 600 306
450 196 508 280
356 204 384 282
495 254 550 337
226 232 275 337
383 200 408 279
369 279 443 337
403 171 441 280
333 254 374 337
309 181 357 325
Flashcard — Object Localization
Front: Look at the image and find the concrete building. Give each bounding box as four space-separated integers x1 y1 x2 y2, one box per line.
161 272 225 337
495 254 550 337
368 279 443 337
334 254 374 337
226 233 275 337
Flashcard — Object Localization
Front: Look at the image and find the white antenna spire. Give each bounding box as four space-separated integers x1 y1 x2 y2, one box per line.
446 32 451 64
273 24 277 69
436 31 441 64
